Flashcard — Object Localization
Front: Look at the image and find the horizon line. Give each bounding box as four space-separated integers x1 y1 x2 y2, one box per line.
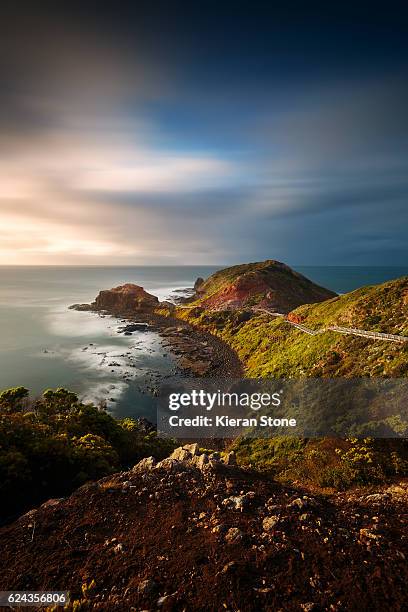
0 264 407 269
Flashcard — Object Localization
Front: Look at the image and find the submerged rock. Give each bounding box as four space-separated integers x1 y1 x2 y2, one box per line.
118 323 149 333
69 303 93 311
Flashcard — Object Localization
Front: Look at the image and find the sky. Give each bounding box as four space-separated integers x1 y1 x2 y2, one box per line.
1 1 408 266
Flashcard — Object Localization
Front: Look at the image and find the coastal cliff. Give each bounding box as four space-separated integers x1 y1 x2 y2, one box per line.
70 283 159 314
71 261 337 317
68 260 338 379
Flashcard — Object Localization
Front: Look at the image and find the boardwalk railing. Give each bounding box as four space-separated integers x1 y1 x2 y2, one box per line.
289 322 322 336
175 304 408 344
328 325 408 343
253 308 285 318
255 308 408 343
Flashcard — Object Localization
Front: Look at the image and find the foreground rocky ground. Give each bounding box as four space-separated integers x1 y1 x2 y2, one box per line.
0 446 407 611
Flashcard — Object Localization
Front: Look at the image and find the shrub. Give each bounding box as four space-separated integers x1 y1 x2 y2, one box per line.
0 387 176 522
0 387 29 413
231 436 408 490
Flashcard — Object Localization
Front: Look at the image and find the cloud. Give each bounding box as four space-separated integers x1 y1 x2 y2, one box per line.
74 155 235 193
0 138 244 265
252 75 408 171
0 5 408 266
0 90 245 264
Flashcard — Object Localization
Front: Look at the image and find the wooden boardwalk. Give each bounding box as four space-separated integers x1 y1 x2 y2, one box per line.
255 308 408 343
175 305 408 343
327 325 408 343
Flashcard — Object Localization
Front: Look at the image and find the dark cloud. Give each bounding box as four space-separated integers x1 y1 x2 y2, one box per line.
0 3 408 264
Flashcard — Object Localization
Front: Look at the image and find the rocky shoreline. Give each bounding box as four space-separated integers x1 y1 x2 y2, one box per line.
137 311 243 378
70 297 243 380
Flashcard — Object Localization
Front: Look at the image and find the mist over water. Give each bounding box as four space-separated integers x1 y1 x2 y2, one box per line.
0 266 218 419
0 265 406 419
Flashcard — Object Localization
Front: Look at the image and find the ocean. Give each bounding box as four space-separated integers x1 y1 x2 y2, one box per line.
0 265 406 419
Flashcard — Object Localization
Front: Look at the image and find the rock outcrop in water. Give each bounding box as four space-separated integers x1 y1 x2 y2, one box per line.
94 284 159 313
70 284 160 314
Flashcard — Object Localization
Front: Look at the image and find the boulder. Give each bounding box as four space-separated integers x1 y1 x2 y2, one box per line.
155 457 176 470
262 516 280 531
191 453 209 470
132 456 157 473
288 496 317 510
170 448 192 461
183 443 200 456
225 527 244 543
222 451 237 465
222 495 247 512
118 323 149 333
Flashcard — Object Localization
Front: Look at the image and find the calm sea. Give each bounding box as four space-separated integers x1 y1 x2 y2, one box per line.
0 265 406 419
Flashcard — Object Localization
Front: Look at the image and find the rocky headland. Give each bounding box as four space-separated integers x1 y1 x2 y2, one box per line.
69 261 341 380
70 283 243 378
70 264 408 381
187 260 337 312
178 269 408 379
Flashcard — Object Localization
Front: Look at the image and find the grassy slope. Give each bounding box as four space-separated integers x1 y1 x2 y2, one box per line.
178 276 408 378
176 277 408 487
293 276 408 334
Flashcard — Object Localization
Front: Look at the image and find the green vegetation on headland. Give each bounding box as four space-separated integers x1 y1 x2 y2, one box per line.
0 386 175 522
177 276 408 377
175 274 408 488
